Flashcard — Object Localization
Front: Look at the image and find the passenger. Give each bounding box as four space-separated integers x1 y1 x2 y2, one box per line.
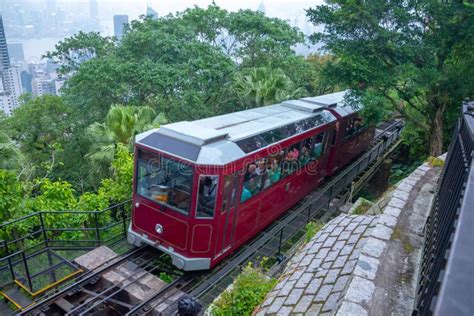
198 177 217 210
256 159 267 176
299 147 310 165
268 159 281 184
313 142 323 158
246 177 260 195
241 186 252 202
244 164 258 182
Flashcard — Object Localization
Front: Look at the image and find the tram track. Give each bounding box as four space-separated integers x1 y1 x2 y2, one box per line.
19 119 403 316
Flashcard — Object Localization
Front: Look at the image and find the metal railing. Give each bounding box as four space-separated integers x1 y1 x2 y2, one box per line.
414 100 474 315
0 200 131 292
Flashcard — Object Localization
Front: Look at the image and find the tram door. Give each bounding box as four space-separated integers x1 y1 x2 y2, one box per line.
214 173 239 258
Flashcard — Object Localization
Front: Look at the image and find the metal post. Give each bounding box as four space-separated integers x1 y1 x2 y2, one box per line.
3 240 15 281
39 212 48 248
277 228 284 256
94 212 101 246
21 251 33 291
121 205 128 238
307 205 311 224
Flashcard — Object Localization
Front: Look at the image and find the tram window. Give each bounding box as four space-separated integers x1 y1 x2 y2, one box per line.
344 118 363 138
136 149 193 215
196 175 218 218
313 132 325 159
282 144 300 177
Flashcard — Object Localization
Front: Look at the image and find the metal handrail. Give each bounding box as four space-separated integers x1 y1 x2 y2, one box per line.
414 100 474 315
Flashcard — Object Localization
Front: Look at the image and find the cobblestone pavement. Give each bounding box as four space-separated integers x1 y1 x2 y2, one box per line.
257 214 378 315
257 160 442 315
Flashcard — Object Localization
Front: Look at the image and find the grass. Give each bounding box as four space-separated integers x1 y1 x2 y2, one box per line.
352 199 373 215
211 264 277 316
427 156 445 167
305 221 323 243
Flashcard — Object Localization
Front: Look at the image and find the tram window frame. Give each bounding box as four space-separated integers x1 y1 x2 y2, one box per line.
135 148 194 216
196 175 219 219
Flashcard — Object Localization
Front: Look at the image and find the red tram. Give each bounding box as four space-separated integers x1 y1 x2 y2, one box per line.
127 91 374 270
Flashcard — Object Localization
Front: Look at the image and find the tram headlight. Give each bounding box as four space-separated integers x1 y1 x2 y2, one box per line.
155 223 164 234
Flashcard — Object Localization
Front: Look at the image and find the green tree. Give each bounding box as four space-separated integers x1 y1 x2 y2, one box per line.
45 31 116 76
307 1 474 156
234 67 307 108
86 105 166 176
0 132 23 170
5 95 74 179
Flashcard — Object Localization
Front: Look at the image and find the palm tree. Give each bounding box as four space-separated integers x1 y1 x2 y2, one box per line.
234 67 308 108
0 132 23 170
86 105 167 176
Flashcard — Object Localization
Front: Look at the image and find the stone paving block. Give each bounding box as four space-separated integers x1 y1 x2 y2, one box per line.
362 237 387 258
267 296 285 314
350 215 364 223
336 301 368 316
307 258 323 272
307 242 323 254
339 217 352 226
307 303 323 314
345 276 375 305
331 215 345 225
314 284 334 302
321 261 333 269
316 232 330 243
316 268 329 278
362 226 374 237
330 226 345 236
339 244 354 256
305 277 323 294
384 206 402 217
361 216 373 225
371 225 393 240
347 233 362 245
322 236 337 248
353 224 368 235
341 259 357 275
393 189 410 201
325 250 339 262
261 291 277 307
278 280 296 296
397 182 413 193
322 292 341 312
289 268 305 281
346 222 358 231
332 240 346 251
403 177 418 186
349 248 362 261
323 268 340 284
337 231 351 241
355 237 367 249
293 295 314 313
332 255 348 269
378 213 398 228
418 164 430 172
284 288 304 305
299 253 315 267
274 276 288 290
388 197 406 209
315 247 330 259
277 305 293 316
354 254 379 280
333 275 350 292
295 272 313 288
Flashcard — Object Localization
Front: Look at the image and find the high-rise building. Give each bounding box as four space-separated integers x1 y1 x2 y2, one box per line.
0 16 11 71
257 1 266 14
32 77 56 97
90 0 99 19
113 15 129 40
7 42 25 62
0 15 23 115
146 4 159 19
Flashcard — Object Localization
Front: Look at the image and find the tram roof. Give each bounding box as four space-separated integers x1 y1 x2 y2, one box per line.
136 90 359 165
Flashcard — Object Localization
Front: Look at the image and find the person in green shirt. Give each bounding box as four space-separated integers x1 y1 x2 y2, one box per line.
241 186 252 202
268 159 282 184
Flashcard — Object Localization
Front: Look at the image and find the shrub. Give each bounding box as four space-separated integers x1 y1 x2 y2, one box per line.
211 264 276 316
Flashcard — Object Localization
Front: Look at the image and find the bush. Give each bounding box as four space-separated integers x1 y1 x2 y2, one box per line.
211 264 276 316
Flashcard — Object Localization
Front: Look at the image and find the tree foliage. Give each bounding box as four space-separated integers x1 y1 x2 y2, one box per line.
307 0 474 156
